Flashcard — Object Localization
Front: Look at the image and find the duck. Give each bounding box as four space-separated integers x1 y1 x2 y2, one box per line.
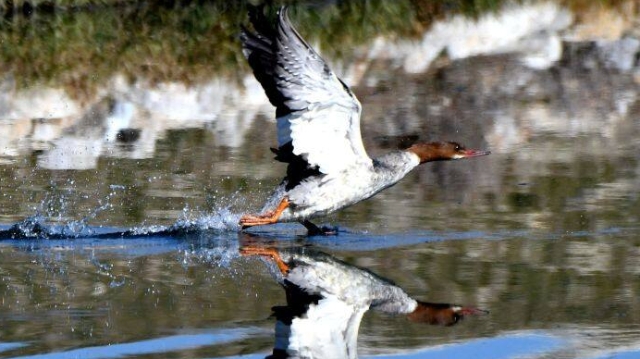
240 244 487 359
239 6 490 235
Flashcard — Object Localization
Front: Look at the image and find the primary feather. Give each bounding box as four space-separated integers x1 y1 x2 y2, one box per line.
241 6 371 176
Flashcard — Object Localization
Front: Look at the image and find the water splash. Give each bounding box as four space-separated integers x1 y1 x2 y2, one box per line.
181 235 242 270
0 183 244 240
0 183 119 239
167 207 242 234
0 214 88 240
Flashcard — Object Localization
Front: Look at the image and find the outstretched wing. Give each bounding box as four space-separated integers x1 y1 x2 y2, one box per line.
241 6 371 175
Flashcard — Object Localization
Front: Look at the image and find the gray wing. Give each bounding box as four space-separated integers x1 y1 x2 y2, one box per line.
241 6 371 175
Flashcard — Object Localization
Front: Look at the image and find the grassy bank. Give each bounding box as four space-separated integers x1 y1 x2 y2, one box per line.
0 0 636 98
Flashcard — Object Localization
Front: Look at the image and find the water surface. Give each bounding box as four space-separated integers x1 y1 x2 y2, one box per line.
1 1 640 358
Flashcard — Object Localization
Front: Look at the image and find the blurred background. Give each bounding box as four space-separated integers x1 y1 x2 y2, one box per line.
0 1 639 358
0 0 637 230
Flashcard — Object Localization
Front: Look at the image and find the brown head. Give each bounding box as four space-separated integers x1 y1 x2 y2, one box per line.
407 301 488 326
407 141 490 164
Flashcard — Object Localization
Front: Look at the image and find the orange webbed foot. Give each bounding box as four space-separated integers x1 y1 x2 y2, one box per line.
240 245 290 274
239 197 290 228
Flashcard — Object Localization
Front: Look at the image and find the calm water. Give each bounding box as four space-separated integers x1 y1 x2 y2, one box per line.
1 1 640 358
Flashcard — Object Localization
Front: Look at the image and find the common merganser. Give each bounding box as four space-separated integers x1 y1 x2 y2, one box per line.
239 6 490 235
240 244 486 359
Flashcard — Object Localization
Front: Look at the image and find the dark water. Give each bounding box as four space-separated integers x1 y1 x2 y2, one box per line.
1 1 640 358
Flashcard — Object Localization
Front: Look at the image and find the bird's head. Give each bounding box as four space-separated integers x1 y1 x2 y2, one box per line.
407 301 488 326
408 141 490 164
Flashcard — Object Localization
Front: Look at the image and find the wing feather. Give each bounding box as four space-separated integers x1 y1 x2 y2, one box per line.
241 6 371 175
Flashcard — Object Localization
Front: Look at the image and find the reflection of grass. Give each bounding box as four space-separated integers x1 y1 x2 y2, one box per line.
0 0 637 98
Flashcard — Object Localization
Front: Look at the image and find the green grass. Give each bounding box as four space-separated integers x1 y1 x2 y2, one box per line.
0 0 636 98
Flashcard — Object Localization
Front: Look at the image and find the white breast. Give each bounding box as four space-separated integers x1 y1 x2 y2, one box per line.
280 151 420 221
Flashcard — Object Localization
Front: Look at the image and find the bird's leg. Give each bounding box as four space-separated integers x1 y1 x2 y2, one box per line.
301 220 337 236
239 245 290 275
239 197 290 228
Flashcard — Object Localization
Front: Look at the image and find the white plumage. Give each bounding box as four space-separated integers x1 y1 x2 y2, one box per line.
287 297 365 359
239 6 490 233
286 105 369 175
279 151 420 220
243 6 370 177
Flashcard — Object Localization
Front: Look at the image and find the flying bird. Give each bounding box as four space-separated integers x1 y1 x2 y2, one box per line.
239 6 489 234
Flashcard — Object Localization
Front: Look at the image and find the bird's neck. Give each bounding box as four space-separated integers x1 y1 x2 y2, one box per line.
373 150 421 175
406 142 451 163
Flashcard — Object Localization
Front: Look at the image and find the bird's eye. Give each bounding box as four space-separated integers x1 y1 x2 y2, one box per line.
452 313 460 323
454 145 461 151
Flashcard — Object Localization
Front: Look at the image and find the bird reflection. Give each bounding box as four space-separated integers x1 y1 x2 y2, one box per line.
240 241 487 359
